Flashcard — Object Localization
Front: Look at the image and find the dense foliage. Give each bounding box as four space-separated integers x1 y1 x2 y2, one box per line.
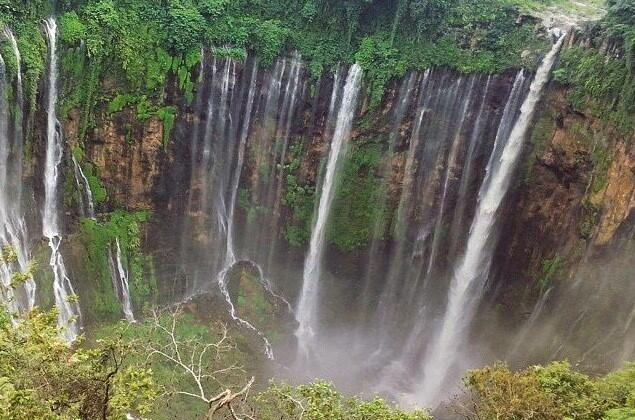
0 0 550 131
0 306 431 419
78 210 156 321
0 309 155 419
461 362 635 419
553 0 635 133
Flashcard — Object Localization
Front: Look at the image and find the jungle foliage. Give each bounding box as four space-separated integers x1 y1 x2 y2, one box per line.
461 362 635 419
0 0 551 130
553 0 635 133
0 306 431 419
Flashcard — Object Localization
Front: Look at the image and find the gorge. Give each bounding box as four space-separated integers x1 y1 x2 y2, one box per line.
1 0 635 418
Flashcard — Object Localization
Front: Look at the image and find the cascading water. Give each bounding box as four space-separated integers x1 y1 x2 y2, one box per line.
0 30 34 314
416 33 566 405
215 59 277 360
72 155 96 219
182 56 285 359
3 29 24 208
295 64 363 357
109 238 135 322
43 17 81 342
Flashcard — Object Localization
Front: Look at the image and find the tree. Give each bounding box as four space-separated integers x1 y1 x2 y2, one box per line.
408 0 455 39
144 307 255 419
0 308 155 419
457 362 635 420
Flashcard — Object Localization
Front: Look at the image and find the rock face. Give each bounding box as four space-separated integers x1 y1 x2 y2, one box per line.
495 83 635 305
595 141 635 245
55 50 635 364
86 112 165 211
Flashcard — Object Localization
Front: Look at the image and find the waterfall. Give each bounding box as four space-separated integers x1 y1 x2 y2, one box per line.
295 64 363 356
357 71 418 320
109 238 135 322
183 56 279 358
43 17 81 342
215 59 277 360
267 53 303 267
416 34 566 405
0 31 34 314
423 76 477 286
3 29 24 207
71 155 96 219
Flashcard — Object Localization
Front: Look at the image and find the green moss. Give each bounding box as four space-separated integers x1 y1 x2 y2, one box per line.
282 142 315 248
579 200 601 240
156 106 177 150
327 141 385 251
555 47 635 134
283 174 315 247
78 210 155 321
32 243 55 310
537 255 565 293
15 25 46 118
591 143 612 194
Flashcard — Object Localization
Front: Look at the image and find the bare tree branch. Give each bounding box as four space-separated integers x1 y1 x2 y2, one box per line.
144 306 256 419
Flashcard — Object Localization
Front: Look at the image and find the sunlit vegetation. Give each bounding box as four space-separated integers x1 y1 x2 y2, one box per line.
0 305 432 419
460 362 635 419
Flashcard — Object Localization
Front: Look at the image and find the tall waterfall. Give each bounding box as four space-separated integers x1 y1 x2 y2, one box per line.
295 64 363 356
0 29 34 314
109 238 135 322
417 33 566 405
43 17 81 342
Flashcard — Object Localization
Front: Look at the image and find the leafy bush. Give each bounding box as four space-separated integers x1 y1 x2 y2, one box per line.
462 362 635 419
256 381 431 419
166 0 206 56
0 308 155 419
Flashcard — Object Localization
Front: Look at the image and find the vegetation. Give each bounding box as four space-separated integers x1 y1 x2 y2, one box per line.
327 141 385 251
0 0 553 145
0 308 155 419
283 143 316 247
78 210 155 321
9 306 635 420
536 254 564 293
460 361 635 419
554 46 635 133
0 305 431 419
552 0 635 133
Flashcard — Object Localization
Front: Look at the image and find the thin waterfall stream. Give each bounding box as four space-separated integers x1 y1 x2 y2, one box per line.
72 155 96 220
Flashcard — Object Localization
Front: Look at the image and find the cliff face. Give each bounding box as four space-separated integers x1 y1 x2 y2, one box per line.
51 45 635 367
494 81 635 311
